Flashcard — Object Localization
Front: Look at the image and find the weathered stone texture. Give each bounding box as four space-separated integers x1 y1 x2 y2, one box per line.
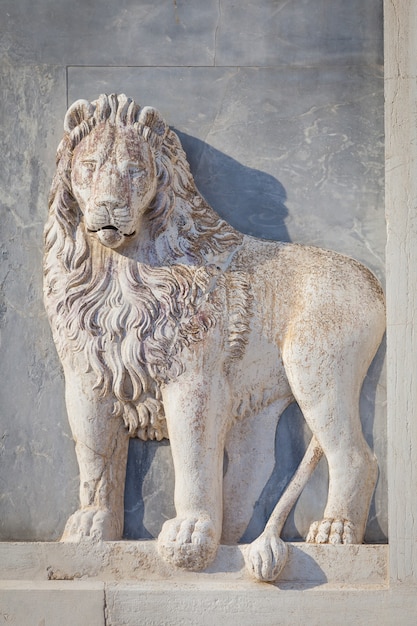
0 58 78 539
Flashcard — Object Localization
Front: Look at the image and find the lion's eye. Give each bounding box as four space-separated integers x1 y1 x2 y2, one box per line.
128 165 143 179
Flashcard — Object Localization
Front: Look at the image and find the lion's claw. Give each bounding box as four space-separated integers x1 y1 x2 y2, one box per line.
61 507 122 542
306 518 357 544
158 516 218 571
245 532 288 582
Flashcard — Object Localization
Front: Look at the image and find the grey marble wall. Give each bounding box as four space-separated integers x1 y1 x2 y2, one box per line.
0 0 385 543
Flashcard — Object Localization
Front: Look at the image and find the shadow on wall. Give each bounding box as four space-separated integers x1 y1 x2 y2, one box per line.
176 130 291 242
360 336 387 543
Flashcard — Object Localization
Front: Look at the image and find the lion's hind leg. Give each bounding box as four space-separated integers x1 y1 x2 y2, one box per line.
296 399 376 545
282 329 379 545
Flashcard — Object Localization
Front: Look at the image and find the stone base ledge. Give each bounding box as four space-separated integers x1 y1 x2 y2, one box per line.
0 544 398 626
2 579 416 626
0 541 387 587
0 580 104 626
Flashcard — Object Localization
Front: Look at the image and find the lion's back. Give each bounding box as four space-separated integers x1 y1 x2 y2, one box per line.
230 236 385 343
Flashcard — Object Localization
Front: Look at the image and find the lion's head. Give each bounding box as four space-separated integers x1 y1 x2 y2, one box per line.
70 115 158 251
44 94 249 440
46 93 242 269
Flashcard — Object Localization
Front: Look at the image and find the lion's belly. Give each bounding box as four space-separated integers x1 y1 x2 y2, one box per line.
227 326 292 421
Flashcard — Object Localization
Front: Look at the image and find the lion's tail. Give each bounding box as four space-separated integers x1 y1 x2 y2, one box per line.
264 436 323 536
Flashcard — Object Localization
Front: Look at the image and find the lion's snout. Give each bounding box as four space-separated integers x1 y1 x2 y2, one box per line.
86 202 133 234
85 203 136 249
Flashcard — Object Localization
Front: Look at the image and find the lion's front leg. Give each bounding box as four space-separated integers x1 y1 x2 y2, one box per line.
61 366 130 542
158 369 230 571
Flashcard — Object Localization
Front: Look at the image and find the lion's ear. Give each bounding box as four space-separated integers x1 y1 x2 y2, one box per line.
139 106 168 147
64 99 95 133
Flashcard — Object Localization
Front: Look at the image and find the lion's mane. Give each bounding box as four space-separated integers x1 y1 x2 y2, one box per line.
44 94 251 440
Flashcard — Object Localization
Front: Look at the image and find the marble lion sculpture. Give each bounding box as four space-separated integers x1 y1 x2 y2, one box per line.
44 93 385 582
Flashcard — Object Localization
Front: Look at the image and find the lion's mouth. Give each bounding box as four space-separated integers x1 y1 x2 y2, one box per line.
87 226 136 248
88 225 136 236
101 225 118 232
87 224 135 237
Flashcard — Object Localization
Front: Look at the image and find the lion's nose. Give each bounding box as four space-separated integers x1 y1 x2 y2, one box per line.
95 163 130 208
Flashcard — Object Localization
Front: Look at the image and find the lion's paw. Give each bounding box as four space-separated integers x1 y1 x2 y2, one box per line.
244 532 288 582
61 507 122 542
306 518 357 544
157 516 218 571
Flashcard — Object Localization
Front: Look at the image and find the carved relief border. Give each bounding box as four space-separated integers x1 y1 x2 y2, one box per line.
385 0 417 587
